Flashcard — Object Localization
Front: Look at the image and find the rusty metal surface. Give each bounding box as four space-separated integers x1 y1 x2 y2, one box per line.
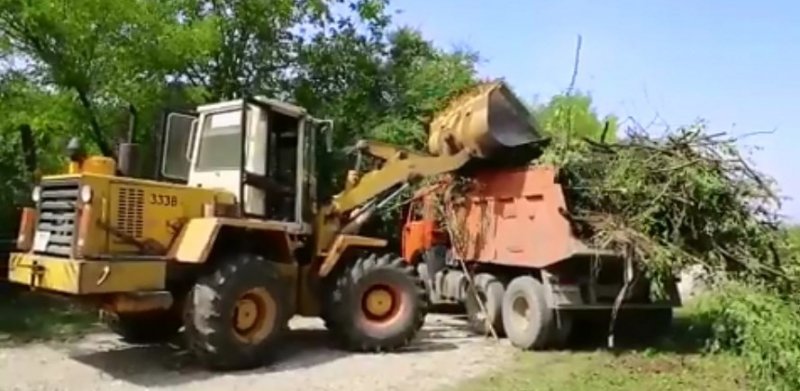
451 165 582 268
428 81 543 160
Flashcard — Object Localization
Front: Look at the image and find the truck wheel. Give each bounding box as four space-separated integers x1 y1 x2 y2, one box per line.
549 311 573 348
329 252 428 351
104 310 181 344
501 275 555 350
183 254 289 370
464 273 505 337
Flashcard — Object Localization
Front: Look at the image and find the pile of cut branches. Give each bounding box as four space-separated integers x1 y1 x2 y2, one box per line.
542 122 790 288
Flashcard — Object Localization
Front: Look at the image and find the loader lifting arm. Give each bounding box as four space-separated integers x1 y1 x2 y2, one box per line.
326 80 542 218
315 80 543 255
313 140 473 255
328 140 472 215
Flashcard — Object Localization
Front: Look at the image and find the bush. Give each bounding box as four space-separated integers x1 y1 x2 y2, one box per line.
691 282 800 391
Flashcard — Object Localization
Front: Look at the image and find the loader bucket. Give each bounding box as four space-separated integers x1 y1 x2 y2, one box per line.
428 81 543 160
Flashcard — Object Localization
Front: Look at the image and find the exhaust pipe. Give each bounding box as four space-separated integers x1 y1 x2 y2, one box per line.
117 104 140 177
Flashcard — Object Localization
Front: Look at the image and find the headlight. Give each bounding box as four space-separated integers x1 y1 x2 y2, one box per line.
31 186 41 202
80 185 93 203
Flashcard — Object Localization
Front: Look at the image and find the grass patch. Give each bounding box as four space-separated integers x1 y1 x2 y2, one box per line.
461 350 746 391
0 289 99 344
450 306 750 391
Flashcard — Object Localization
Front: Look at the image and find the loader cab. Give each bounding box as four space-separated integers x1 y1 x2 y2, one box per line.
160 97 331 233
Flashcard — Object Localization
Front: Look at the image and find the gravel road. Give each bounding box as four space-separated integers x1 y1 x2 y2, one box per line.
0 313 513 391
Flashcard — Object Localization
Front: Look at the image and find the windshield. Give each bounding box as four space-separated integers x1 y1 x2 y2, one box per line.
195 110 242 171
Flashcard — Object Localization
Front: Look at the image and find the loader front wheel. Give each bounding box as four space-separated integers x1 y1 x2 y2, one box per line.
329 252 428 351
183 254 289 370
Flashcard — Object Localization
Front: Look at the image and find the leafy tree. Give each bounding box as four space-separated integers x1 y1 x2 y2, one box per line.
0 0 218 157
532 92 618 143
0 0 480 219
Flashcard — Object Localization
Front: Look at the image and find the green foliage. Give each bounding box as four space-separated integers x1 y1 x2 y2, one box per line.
292 26 479 200
776 225 800 282
454 349 746 391
0 0 480 244
0 291 98 344
691 283 800 391
541 123 786 294
533 91 619 143
0 0 218 156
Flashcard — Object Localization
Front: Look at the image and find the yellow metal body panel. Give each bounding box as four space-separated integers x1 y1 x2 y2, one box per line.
170 217 297 264
427 80 539 158
38 173 236 259
170 218 221 262
318 235 387 277
272 261 300 314
297 264 321 316
68 156 116 175
7 252 165 294
315 146 470 253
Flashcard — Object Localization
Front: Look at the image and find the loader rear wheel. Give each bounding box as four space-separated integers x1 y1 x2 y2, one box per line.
104 310 181 344
183 254 289 370
329 252 428 351
464 273 505 337
501 275 556 350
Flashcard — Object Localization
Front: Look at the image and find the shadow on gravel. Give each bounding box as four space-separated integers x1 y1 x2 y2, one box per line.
70 324 462 388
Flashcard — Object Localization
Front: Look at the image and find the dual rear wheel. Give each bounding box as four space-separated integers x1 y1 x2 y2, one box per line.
465 274 571 350
464 273 673 350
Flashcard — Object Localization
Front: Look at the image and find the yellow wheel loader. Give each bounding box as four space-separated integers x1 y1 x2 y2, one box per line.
7 81 541 370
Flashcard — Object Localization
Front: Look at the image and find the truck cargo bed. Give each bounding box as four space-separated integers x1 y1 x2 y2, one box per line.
450 165 616 268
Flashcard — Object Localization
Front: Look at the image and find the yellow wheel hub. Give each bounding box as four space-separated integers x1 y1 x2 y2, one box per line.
365 287 394 318
233 288 276 344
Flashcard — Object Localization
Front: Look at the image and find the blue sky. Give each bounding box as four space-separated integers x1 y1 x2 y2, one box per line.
388 0 800 221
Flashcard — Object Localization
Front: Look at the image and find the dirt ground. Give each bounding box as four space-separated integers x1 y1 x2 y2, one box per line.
0 313 514 391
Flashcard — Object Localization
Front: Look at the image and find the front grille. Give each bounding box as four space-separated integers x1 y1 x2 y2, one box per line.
34 180 80 257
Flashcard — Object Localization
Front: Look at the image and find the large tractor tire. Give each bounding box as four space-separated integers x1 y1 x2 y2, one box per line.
501 275 565 350
464 273 505 337
328 252 428 352
183 254 290 371
104 310 182 344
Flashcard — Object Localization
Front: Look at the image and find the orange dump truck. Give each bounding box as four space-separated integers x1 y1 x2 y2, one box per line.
401 164 681 350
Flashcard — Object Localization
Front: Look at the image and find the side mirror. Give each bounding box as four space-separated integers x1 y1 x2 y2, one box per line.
161 112 197 182
325 123 333 153
312 119 334 153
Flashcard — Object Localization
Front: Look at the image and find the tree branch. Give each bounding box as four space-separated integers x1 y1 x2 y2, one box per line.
76 89 114 157
566 34 582 96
